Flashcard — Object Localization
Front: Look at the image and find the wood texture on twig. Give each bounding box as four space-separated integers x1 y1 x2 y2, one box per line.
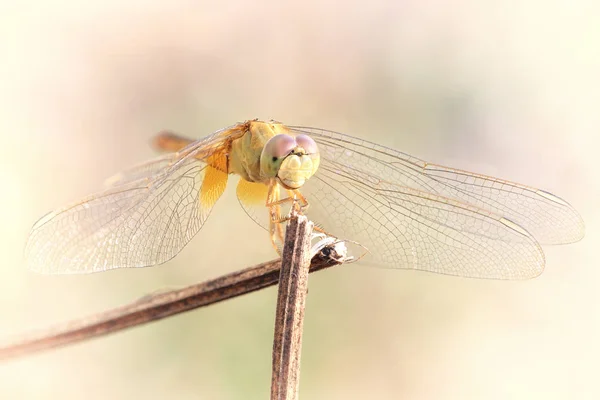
0 252 342 362
270 213 313 400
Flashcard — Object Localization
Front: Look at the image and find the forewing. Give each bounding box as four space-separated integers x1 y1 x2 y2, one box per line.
290 126 584 246
104 152 177 188
421 164 584 245
25 128 234 274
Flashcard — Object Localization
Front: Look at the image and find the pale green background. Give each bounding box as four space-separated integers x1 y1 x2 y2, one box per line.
0 1 597 399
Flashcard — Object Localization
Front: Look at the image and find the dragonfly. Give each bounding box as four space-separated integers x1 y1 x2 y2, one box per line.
25 119 585 279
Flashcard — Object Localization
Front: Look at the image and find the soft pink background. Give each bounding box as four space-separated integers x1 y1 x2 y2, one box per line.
0 1 597 399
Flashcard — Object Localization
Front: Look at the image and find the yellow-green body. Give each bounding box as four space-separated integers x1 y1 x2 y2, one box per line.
227 121 320 190
228 121 287 183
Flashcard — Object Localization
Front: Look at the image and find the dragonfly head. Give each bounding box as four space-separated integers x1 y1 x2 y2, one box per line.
260 133 320 189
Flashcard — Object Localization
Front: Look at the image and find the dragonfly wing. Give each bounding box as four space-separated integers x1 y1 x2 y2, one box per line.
104 152 178 188
290 126 584 246
236 178 270 232
299 161 545 279
104 127 234 188
25 130 233 274
421 163 584 245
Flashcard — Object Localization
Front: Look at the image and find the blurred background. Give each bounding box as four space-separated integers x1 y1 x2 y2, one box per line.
0 1 598 399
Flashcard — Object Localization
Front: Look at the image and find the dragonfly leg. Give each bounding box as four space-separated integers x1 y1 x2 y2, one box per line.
312 224 338 239
267 195 296 208
269 218 283 255
265 182 296 222
268 198 304 223
265 182 314 253
266 181 286 253
290 189 310 212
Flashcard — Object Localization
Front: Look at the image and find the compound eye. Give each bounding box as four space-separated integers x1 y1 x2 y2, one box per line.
264 134 296 161
295 134 318 155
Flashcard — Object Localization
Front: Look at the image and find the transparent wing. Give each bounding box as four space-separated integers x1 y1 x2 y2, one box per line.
301 167 545 279
236 178 270 232
25 127 236 274
290 126 585 246
104 129 227 188
104 152 178 188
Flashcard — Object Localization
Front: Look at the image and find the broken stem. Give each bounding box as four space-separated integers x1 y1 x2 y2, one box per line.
0 252 342 362
271 212 313 400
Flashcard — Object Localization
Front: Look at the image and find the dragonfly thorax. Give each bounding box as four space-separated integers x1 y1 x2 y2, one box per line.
228 121 320 189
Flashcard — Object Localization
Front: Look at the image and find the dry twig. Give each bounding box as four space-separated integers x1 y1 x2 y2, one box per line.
271 213 313 400
0 253 343 362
